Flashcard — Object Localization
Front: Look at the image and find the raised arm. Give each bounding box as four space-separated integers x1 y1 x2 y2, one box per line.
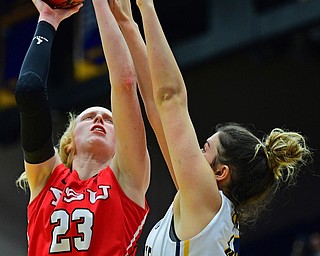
92 0 150 206
136 0 222 234
15 0 82 201
109 0 177 189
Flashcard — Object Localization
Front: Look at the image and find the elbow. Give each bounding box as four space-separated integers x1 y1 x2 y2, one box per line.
155 87 176 103
15 71 47 114
111 71 137 94
154 81 186 106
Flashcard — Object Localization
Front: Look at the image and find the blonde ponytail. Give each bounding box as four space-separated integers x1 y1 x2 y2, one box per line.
263 128 311 183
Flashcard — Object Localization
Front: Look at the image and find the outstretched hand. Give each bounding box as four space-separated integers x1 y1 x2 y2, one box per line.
33 0 83 30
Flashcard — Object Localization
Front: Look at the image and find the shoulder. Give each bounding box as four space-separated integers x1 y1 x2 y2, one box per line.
26 152 63 202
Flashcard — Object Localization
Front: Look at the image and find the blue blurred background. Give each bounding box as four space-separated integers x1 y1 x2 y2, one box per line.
1 0 320 255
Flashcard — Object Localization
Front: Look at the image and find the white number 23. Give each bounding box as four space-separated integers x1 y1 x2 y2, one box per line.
50 209 93 253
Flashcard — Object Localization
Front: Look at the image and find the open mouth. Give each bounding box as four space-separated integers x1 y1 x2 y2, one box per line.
90 125 106 134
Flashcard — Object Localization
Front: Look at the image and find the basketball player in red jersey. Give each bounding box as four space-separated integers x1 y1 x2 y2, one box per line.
15 0 150 255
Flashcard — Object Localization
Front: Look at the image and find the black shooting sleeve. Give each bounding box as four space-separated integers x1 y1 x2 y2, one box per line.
15 21 56 164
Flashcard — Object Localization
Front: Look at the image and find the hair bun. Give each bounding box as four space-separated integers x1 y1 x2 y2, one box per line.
263 128 310 182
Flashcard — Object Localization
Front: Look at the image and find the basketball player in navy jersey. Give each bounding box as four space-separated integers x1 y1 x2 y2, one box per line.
109 0 312 255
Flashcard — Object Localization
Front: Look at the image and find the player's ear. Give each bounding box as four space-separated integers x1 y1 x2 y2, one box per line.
214 164 230 182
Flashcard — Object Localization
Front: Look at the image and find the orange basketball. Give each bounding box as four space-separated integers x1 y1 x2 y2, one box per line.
43 0 84 9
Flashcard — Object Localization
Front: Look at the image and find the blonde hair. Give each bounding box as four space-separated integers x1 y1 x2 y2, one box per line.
58 112 77 169
16 172 28 191
16 112 77 190
258 128 311 184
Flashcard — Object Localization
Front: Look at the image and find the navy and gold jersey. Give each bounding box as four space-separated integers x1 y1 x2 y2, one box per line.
145 191 239 256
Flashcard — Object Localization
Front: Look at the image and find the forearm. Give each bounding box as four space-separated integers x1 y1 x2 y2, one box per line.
93 0 135 85
117 21 155 116
138 4 186 105
19 21 55 82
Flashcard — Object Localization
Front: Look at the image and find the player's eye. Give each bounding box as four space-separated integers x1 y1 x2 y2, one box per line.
83 115 94 120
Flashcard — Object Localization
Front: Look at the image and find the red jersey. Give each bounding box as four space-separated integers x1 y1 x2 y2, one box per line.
27 164 149 256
